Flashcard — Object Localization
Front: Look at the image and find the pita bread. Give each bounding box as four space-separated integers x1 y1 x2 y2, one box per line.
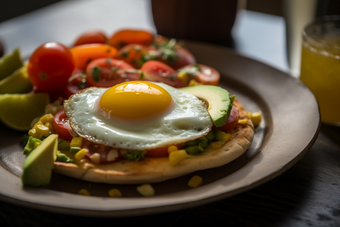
53 98 254 184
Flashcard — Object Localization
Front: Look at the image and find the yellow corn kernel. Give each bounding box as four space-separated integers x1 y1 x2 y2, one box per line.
35 124 50 137
78 189 90 196
169 149 188 166
188 175 203 188
33 120 43 129
28 128 40 139
34 142 40 149
210 140 225 149
238 119 248 125
108 189 122 197
40 114 54 124
136 184 155 197
189 79 200 86
70 137 83 148
177 71 190 86
249 112 262 126
75 149 88 161
45 122 54 134
215 130 231 142
167 145 178 154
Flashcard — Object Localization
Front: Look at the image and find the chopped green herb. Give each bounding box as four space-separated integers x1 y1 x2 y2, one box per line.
169 75 177 80
40 73 47 80
91 66 102 82
139 72 144 80
185 145 204 155
123 150 145 161
106 58 112 66
111 66 118 73
120 51 130 58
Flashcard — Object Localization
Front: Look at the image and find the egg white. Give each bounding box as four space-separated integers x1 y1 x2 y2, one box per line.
64 82 213 150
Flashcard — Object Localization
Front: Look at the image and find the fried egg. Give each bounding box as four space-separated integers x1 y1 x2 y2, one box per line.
64 81 213 150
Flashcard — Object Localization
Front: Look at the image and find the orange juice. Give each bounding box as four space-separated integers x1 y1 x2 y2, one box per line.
300 19 340 124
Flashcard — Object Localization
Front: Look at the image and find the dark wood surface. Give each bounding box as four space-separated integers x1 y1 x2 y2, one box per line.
0 1 339 226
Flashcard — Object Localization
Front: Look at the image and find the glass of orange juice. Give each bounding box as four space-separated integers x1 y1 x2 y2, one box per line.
300 16 340 125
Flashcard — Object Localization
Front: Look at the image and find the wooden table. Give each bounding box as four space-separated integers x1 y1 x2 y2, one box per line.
0 1 339 226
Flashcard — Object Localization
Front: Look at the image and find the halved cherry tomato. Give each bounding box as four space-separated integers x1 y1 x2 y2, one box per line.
28 42 75 92
53 109 73 141
158 47 196 70
116 44 156 68
73 30 107 46
146 143 183 157
70 44 117 70
108 29 154 49
86 58 140 87
178 64 220 85
82 140 123 164
216 105 239 132
140 60 184 88
64 69 88 99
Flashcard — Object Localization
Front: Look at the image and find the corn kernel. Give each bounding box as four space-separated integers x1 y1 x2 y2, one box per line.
70 137 83 148
169 149 188 165
108 188 122 197
177 71 190 86
45 122 54 134
136 184 155 197
90 153 100 164
33 120 43 128
75 149 88 161
188 175 203 188
78 189 90 196
250 112 262 126
189 79 200 86
28 128 40 139
210 140 225 149
238 119 248 125
34 142 40 149
167 145 178 154
40 114 54 124
35 124 50 137
214 130 231 142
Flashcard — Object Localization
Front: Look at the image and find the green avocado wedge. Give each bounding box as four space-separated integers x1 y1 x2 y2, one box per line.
0 47 23 81
21 134 58 187
179 85 234 127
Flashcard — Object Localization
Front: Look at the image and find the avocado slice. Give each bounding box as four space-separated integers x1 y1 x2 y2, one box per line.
180 85 233 127
0 64 32 94
0 47 23 81
21 134 58 187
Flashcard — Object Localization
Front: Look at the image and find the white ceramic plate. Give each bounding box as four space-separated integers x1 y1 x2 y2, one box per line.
0 41 320 217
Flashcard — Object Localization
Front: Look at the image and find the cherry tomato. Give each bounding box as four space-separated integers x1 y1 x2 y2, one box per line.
159 47 196 70
178 64 220 86
73 30 107 46
28 42 75 92
82 140 123 164
146 143 183 157
70 44 117 70
140 60 184 88
152 35 169 47
53 109 73 141
216 105 239 132
108 29 154 49
86 58 140 87
116 44 155 68
64 69 88 99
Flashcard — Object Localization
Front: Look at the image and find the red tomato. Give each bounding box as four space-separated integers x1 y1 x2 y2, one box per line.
64 69 89 99
217 105 239 132
158 47 196 70
70 44 117 70
140 60 184 88
28 42 75 92
53 109 73 141
108 29 154 49
178 64 220 86
146 143 183 157
82 140 123 164
116 44 155 68
73 30 107 46
86 58 140 87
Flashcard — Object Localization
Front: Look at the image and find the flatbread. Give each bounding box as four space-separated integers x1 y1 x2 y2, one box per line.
53 98 254 184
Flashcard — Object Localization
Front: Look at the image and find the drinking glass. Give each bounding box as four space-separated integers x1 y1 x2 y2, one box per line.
300 16 340 125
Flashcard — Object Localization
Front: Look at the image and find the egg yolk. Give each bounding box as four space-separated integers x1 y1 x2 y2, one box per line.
99 81 173 119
